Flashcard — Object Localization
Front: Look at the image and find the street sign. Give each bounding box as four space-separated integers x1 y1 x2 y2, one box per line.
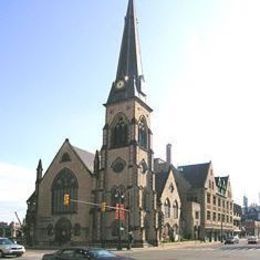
115 203 125 220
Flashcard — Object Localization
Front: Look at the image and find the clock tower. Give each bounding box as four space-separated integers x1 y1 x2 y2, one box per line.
94 0 158 246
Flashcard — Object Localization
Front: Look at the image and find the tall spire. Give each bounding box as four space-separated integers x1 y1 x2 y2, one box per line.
106 0 146 105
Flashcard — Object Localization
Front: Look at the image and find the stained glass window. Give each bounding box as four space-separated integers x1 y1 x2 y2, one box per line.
111 116 128 148
138 117 148 149
52 168 78 214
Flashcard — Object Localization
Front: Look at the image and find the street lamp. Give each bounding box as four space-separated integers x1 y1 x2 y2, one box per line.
220 214 224 243
114 190 125 250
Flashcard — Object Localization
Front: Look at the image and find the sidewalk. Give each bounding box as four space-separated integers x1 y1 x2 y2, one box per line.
113 240 221 253
159 240 220 249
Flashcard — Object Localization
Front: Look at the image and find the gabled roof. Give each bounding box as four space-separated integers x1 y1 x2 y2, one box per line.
155 169 169 197
71 145 95 172
26 191 36 203
41 139 95 181
234 203 242 215
155 163 186 198
172 166 191 195
178 162 211 189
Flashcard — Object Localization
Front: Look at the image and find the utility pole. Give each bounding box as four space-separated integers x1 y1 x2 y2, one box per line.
221 214 223 242
100 202 106 248
14 212 23 242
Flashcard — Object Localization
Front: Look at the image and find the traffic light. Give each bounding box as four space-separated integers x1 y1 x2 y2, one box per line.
101 202 106 212
64 193 70 206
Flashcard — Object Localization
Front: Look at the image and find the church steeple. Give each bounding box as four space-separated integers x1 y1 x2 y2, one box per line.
106 0 146 105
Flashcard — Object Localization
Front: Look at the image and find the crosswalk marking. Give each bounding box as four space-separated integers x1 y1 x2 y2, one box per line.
174 246 260 252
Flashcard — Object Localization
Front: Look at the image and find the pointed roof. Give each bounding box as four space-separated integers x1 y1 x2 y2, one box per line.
37 159 42 171
155 164 176 195
106 0 148 106
155 168 170 197
40 139 95 180
178 162 211 189
72 145 95 172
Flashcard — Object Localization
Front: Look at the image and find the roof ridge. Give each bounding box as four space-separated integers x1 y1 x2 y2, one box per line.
178 161 211 168
72 145 94 155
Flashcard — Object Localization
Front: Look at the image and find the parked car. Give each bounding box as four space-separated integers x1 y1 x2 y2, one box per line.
42 247 136 260
248 236 258 244
224 236 239 244
0 237 25 258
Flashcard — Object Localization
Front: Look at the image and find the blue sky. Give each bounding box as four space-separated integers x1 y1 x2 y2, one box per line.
1 0 260 222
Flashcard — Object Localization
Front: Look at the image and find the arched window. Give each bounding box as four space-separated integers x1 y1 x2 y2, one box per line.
173 200 178 219
51 168 78 214
164 199 171 218
111 115 128 148
138 117 148 149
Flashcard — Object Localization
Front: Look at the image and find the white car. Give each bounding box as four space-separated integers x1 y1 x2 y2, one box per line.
0 237 25 258
247 236 258 244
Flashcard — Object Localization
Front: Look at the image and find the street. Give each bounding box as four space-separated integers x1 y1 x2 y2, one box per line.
10 239 260 260
121 243 260 260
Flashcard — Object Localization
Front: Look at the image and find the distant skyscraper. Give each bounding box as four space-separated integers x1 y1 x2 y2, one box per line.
243 195 248 213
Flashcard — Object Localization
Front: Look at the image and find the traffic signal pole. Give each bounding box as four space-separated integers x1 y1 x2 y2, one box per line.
69 198 129 213
63 193 129 248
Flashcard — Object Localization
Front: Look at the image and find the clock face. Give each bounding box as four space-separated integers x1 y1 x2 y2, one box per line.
116 80 125 89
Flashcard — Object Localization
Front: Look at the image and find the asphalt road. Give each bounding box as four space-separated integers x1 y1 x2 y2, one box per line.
8 239 260 260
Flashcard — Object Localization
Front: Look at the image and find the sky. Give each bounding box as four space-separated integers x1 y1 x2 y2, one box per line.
1 0 260 223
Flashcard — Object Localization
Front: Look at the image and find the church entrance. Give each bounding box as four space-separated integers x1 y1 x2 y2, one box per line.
55 218 72 245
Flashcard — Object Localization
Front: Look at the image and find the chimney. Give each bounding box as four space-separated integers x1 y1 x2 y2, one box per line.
166 143 172 165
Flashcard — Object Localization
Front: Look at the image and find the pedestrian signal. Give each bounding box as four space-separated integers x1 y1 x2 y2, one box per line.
64 193 70 206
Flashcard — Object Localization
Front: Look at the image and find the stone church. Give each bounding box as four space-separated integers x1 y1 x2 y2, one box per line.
25 0 234 247
25 0 181 247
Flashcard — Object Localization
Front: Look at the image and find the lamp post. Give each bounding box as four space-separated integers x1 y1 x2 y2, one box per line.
115 190 124 250
220 214 223 243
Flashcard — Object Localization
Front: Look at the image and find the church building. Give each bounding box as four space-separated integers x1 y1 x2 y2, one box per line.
25 0 181 247
25 0 235 247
